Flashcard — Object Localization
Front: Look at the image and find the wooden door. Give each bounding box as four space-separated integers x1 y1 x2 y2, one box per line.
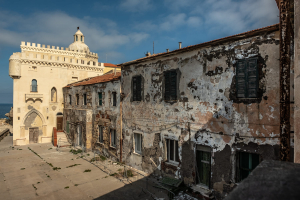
57 117 63 131
29 128 39 143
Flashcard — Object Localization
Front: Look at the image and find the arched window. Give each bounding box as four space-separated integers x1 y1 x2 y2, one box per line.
76 35 78 41
51 87 57 102
31 79 37 92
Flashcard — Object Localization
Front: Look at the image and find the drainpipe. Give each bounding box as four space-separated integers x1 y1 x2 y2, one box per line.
279 0 291 161
120 74 123 163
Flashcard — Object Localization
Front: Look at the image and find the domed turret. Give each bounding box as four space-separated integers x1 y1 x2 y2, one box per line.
68 27 90 52
9 53 21 79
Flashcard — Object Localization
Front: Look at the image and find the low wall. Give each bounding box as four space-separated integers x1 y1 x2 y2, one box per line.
0 128 10 142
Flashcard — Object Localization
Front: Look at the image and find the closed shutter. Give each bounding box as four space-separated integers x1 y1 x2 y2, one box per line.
247 58 258 98
164 71 177 100
99 92 102 106
133 77 137 101
136 76 142 101
164 72 171 100
236 60 247 98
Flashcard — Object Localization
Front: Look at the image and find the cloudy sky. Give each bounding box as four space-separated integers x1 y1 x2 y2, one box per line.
0 0 278 103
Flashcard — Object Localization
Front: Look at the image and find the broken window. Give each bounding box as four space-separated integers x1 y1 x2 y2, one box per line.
134 133 142 154
76 94 79 105
83 94 87 105
132 76 142 101
110 129 116 147
98 126 103 143
236 57 258 98
164 70 177 101
196 145 211 188
69 95 72 105
166 139 179 163
31 79 37 92
98 92 102 106
112 92 116 106
236 152 260 182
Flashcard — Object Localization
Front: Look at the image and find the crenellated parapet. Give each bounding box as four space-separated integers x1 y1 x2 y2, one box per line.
20 41 98 59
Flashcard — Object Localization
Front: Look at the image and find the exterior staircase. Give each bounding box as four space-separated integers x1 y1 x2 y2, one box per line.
57 131 71 148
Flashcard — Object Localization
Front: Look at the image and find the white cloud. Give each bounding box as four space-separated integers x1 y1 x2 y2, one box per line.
119 0 153 12
0 10 149 61
164 0 197 10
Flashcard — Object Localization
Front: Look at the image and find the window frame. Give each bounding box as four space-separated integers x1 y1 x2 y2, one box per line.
134 132 142 154
98 125 103 143
166 139 179 165
83 94 87 105
132 75 142 101
112 92 116 107
236 57 259 99
195 145 211 188
110 129 116 148
69 95 72 105
31 79 38 92
98 92 103 106
164 70 178 101
76 94 79 105
236 151 260 183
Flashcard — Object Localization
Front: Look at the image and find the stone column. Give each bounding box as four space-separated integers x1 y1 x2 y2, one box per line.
294 0 300 163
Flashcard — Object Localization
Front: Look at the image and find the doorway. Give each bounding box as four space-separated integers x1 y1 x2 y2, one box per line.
56 112 63 131
29 128 39 143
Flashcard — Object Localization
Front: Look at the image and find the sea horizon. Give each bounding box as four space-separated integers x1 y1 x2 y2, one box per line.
0 103 13 119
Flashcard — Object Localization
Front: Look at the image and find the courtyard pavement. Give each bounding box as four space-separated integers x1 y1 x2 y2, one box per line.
0 135 168 200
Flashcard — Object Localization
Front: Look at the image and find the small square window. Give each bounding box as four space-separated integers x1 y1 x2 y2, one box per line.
134 133 142 154
98 126 103 143
166 139 179 163
110 129 116 147
236 152 260 182
98 92 102 106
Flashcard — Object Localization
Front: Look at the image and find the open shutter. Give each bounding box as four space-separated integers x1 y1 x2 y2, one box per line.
164 72 171 100
247 58 258 98
236 60 247 98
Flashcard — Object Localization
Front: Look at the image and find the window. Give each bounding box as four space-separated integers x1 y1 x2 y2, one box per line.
134 133 142 154
66 121 69 133
166 139 179 163
98 92 102 106
31 79 37 92
236 152 259 182
76 35 78 41
236 57 258 98
132 76 142 101
83 94 87 105
112 92 116 106
98 126 103 143
81 36 83 41
51 87 57 102
76 94 79 105
164 70 177 101
110 129 116 147
196 145 211 188
69 95 72 105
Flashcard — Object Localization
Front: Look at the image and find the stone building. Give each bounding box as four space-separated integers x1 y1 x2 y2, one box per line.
120 24 295 198
8 28 105 145
63 72 121 159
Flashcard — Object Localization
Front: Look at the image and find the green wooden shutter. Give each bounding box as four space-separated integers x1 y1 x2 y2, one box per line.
236 60 247 98
170 71 177 100
247 58 258 98
99 92 102 106
133 77 137 101
164 72 171 100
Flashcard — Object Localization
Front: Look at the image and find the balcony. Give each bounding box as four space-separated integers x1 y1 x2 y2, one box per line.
25 93 43 102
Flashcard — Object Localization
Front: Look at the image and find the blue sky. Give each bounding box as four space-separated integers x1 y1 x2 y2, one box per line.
0 0 278 104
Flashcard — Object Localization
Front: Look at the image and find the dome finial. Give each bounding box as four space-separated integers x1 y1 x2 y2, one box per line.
77 27 79 30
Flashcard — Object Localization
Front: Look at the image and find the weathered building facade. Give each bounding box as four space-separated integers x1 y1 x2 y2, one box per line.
120 24 295 198
63 72 122 160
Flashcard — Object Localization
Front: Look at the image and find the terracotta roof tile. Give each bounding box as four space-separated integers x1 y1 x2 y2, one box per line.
64 72 121 88
120 24 279 66
103 63 121 68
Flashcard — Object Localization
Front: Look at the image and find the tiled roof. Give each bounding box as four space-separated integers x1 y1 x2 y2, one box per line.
103 63 120 68
64 72 121 88
120 24 279 66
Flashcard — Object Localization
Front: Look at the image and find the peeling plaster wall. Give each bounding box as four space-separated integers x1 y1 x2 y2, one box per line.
63 79 121 158
121 29 294 198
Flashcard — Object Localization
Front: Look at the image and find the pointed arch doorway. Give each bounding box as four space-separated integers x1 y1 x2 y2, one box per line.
56 112 63 131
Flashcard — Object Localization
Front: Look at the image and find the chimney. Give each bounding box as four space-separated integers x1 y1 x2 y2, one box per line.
179 42 182 49
166 49 169 53
146 52 151 57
